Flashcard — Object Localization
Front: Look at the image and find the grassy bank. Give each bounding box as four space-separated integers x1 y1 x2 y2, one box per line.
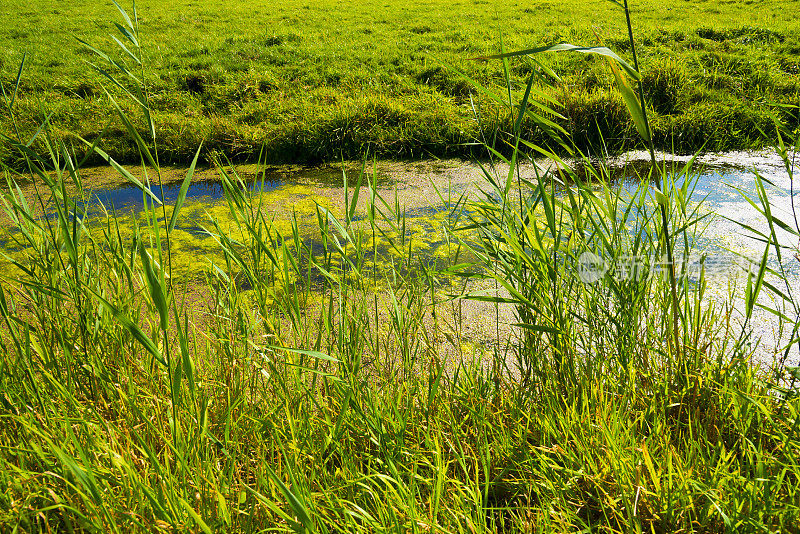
2 0 800 167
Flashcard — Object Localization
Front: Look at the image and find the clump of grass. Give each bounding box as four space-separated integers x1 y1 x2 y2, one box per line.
640 58 686 115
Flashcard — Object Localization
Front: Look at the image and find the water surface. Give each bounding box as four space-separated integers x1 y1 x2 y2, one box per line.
6 153 800 365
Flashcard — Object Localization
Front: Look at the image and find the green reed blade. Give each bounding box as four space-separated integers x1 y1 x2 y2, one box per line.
79 141 162 205
10 52 25 109
178 498 212 534
476 43 640 80
111 0 137 36
109 97 157 168
113 22 139 49
609 58 650 144
110 34 141 64
91 290 166 366
168 144 202 233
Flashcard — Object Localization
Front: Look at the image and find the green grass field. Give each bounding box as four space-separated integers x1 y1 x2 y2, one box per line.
1 0 799 166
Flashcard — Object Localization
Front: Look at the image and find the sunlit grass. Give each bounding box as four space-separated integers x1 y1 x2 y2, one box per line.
1 0 799 167
1 2 800 533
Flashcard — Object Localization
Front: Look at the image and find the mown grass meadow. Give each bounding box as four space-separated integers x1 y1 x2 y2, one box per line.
1 0 799 167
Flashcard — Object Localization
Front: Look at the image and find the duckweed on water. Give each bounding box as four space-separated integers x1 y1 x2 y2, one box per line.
0 172 486 313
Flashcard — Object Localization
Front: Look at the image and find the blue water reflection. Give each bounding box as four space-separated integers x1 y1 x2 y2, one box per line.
86 178 282 212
